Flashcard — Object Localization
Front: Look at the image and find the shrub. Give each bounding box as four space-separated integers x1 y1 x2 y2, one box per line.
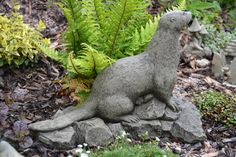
0 5 50 67
195 91 236 126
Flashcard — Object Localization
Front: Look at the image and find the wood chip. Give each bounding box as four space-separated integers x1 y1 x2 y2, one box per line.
202 152 220 157
222 137 236 143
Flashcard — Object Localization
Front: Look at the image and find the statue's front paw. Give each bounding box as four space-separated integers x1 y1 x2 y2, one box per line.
167 101 179 112
120 115 140 123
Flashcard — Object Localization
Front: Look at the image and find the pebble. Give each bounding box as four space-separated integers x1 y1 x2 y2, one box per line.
173 147 182 154
196 58 210 68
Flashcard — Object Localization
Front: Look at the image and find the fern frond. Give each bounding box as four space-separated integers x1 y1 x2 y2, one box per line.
128 16 159 55
82 0 105 30
168 0 186 11
67 43 114 78
125 0 186 55
34 41 68 67
108 0 151 57
57 0 93 53
68 52 85 76
81 0 106 47
67 51 96 78
177 0 187 11
105 0 139 57
80 44 114 74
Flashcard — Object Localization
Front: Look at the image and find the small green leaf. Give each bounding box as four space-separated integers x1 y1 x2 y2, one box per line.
37 19 46 32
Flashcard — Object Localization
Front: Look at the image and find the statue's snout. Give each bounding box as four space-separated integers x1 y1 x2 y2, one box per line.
183 11 192 24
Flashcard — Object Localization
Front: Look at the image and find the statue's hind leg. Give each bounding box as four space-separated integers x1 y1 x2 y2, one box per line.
97 95 139 123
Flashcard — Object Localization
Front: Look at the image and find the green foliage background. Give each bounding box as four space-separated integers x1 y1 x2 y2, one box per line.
174 0 236 29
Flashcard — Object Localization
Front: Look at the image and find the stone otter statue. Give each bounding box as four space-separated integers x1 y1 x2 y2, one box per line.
29 11 192 131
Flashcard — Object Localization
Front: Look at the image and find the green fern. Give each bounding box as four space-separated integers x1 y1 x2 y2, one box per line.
57 0 151 59
128 16 160 55
57 0 94 53
39 0 186 78
171 0 186 11
36 41 114 78
67 44 114 78
127 0 186 56
104 0 147 56
35 41 68 66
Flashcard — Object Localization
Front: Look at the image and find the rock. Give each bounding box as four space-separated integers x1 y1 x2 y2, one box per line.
38 127 77 149
170 96 206 143
108 123 125 137
161 120 174 132
188 18 201 32
228 58 236 85
196 58 210 68
173 146 182 154
203 47 213 57
199 25 208 35
225 48 236 54
223 39 236 64
122 120 162 140
212 52 225 77
74 118 114 146
133 98 166 120
163 107 180 121
192 142 203 150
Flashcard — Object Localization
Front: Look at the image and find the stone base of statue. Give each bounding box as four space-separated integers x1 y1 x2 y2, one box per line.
37 95 206 149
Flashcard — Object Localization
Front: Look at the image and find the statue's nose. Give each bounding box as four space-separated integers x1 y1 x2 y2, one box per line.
183 11 192 23
183 11 191 16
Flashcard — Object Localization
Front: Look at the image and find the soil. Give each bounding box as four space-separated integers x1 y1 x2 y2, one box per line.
0 0 235 157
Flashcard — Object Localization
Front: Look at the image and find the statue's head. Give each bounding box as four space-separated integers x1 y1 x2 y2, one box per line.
158 11 192 31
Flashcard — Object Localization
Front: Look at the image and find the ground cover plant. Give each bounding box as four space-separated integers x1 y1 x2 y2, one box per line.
195 91 236 126
91 141 177 157
203 24 236 53
74 132 177 157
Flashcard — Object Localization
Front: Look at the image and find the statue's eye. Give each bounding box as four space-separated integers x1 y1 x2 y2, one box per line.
170 18 176 22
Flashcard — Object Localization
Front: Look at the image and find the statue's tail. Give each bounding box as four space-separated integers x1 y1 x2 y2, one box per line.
29 100 96 131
